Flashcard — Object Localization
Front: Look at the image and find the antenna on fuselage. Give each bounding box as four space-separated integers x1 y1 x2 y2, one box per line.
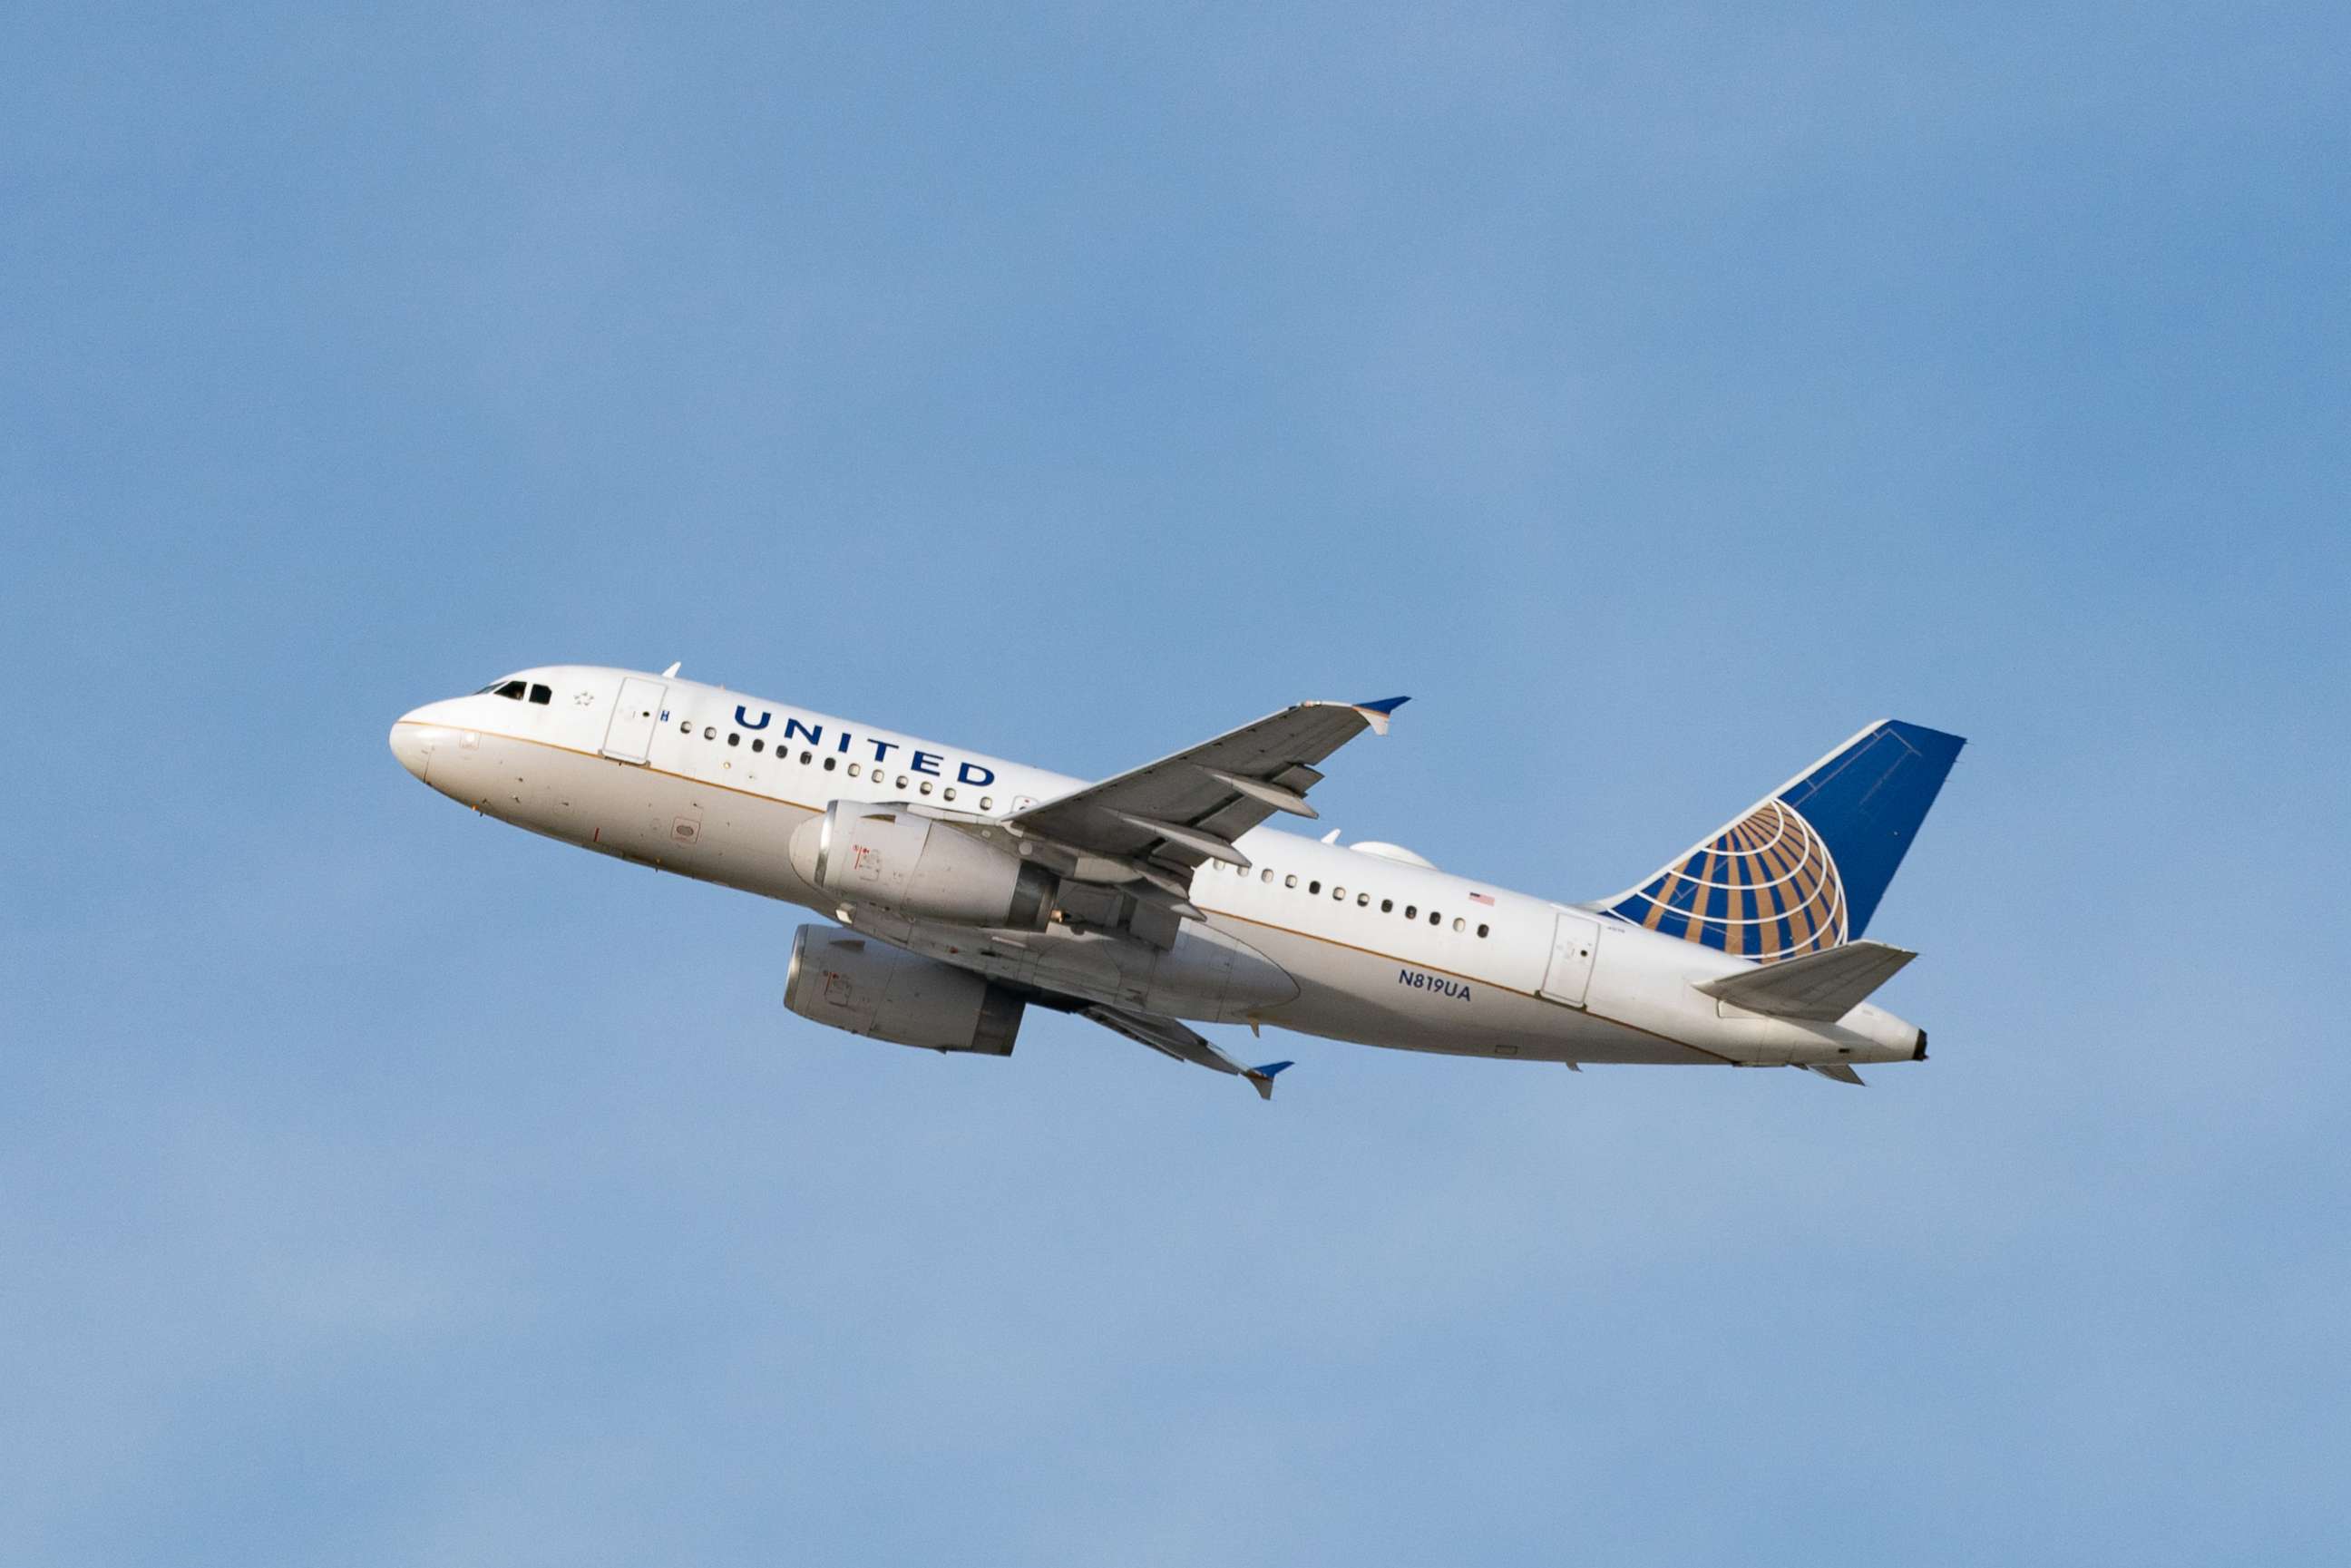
661 662 682 678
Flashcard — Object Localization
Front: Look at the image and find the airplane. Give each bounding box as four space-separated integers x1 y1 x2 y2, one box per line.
389 666 1963 1097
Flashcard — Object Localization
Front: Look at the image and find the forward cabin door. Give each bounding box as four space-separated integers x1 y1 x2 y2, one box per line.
601 677 666 764
1541 911 1602 1008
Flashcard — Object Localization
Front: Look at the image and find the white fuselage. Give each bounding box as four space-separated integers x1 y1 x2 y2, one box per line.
391 666 1926 1072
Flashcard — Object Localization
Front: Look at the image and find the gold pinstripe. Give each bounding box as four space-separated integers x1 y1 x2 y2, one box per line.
402 721 1738 1064
396 718 840 815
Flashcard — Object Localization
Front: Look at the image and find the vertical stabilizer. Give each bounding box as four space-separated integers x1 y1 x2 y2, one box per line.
1596 720 1964 959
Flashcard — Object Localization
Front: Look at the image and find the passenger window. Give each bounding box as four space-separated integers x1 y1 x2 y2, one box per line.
848 764 862 777
800 751 813 765
919 781 933 795
1357 892 1370 907
1332 886 1345 901
680 722 692 734
727 733 740 747
703 726 716 740
1477 923 1490 938
528 684 552 705
824 757 836 771
751 738 764 753
896 774 909 790
980 796 994 811
1453 918 1466 932
1285 875 1298 889
1308 881 1321 895
943 787 957 802
1405 905 1417 920
1429 911 1440 925
1261 870 1273 883
1380 899 1393 912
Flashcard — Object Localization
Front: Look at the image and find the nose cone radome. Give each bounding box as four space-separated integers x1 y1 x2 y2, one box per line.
389 708 437 783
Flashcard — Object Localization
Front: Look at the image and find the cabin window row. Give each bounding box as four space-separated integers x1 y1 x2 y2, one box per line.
676 721 994 811
1215 861 1490 938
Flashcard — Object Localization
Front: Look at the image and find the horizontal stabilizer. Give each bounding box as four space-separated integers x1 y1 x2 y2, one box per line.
1698 940 1917 1023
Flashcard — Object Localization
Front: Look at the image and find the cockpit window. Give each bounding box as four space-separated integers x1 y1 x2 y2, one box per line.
529 684 551 705
490 679 528 700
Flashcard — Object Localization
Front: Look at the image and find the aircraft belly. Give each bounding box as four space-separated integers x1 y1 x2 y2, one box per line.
1142 922 1298 1020
1215 918 1707 1066
446 738 1713 1066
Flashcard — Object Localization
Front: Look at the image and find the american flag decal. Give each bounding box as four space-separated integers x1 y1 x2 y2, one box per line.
1468 891 1495 905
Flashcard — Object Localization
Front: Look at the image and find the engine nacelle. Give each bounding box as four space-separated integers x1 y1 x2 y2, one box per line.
783 926 1025 1055
788 801 1054 929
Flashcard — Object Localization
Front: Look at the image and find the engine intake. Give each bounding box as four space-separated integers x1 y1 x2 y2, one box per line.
788 802 1053 930
783 925 1024 1056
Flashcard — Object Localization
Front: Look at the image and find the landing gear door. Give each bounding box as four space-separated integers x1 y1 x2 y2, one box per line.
1541 911 1602 1008
602 677 666 764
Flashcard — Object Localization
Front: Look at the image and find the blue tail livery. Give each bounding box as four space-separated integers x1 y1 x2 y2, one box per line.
1597 719 1966 960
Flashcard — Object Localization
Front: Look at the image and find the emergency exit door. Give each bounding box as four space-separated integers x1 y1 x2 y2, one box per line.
1541 911 1602 1007
601 677 666 764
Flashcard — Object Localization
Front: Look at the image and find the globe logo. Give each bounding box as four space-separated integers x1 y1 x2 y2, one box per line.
1612 798 1848 959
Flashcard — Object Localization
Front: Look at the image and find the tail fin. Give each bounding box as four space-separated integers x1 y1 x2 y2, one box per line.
1595 719 1965 960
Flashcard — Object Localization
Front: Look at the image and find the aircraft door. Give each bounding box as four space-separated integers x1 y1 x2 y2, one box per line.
601 677 666 764
1540 911 1601 1008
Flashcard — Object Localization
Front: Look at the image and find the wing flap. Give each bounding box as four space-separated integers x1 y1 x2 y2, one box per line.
1697 940 1917 1022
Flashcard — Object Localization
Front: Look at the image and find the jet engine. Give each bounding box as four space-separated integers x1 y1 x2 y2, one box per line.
783 925 1026 1055
788 802 1054 929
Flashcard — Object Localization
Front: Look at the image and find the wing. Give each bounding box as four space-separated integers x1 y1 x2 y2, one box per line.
1073 1002 1294 1101
1007 696 1408 885
898 696 1406 948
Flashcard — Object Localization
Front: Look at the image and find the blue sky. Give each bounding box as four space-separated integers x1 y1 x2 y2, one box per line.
5 5 2346 1563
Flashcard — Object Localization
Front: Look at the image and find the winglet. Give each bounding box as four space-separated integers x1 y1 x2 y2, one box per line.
1244 1060 1294 1101
1351 696 1410 735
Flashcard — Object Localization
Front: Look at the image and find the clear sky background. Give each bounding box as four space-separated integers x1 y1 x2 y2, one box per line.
5 5 2346 1563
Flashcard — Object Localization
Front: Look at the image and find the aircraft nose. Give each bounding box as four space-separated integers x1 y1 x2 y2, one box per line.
389 711 432 782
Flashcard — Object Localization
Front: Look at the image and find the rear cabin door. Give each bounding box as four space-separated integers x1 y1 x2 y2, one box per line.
1541 911 1602 1007
601 677 666 764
